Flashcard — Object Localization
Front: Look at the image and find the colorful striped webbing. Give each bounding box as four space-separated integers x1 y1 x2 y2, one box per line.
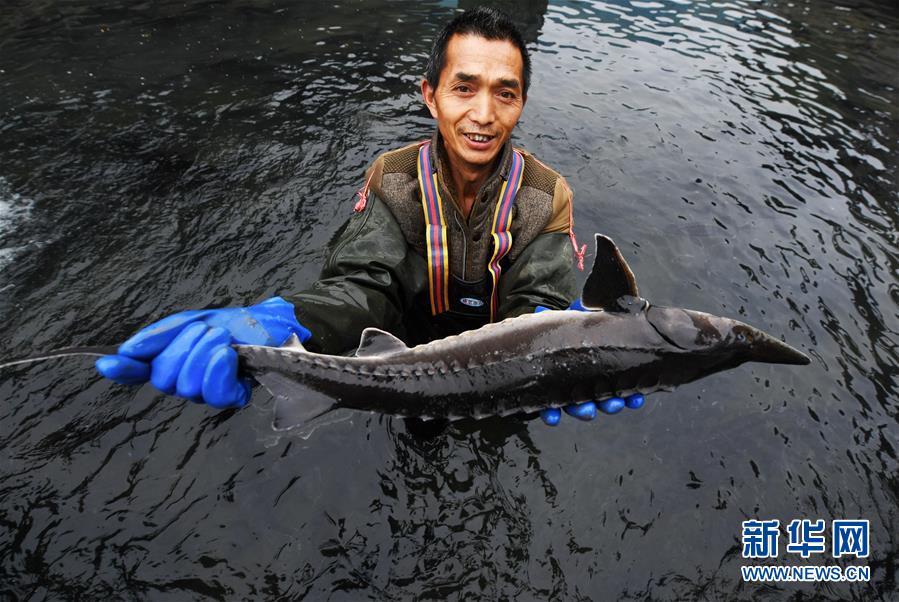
416 142 525 320
417 142 451 315
487 149 524 321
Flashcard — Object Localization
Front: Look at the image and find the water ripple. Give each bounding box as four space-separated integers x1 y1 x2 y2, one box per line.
0 0 897 599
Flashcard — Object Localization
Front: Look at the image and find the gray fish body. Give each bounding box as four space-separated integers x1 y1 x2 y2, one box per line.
237 297 808 429
0 234 809 430
238 310 664 421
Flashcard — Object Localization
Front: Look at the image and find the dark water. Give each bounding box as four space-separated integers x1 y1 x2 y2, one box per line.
1 0 897 599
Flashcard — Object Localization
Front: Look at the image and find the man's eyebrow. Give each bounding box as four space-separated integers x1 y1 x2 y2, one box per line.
453 72 521 90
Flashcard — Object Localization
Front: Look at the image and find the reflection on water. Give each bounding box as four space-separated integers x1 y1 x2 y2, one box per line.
1 0 896 599
0 177 34 270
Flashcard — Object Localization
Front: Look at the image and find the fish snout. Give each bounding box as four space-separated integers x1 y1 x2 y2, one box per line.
750 333 811 366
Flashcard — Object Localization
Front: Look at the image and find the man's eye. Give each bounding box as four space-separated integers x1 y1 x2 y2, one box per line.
455 85 471 93
500 91 516 100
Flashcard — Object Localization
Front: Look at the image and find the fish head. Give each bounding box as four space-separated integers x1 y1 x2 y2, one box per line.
646 306 811 367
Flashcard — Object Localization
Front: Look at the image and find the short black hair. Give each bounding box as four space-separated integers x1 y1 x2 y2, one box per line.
426 7 532 96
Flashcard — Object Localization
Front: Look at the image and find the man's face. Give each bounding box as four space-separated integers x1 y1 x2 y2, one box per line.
422 34 525 173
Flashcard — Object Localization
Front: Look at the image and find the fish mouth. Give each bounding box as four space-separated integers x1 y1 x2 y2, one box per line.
751 335 811 365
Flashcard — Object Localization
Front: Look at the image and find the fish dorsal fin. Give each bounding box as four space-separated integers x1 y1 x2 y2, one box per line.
582 234 641 312
355 328 407 357
280 333 306 350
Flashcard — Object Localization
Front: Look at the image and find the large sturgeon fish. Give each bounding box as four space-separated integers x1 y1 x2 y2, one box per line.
0 235 809 430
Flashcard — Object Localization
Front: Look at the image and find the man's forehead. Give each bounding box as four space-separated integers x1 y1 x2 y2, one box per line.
442 34 523 84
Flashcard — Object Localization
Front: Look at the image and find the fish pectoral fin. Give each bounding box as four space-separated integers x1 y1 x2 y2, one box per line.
354 328 407 357
256 371 338 431
581 234 641 311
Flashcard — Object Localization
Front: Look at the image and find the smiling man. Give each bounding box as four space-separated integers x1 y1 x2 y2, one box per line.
97 8 644 425
423 32 528 217
288 8 581 350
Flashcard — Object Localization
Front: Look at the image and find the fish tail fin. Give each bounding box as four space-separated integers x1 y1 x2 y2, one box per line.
0 345 120 370
255 371 338 431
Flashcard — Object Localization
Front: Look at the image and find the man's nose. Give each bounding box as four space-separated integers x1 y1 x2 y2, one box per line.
468 90 495 125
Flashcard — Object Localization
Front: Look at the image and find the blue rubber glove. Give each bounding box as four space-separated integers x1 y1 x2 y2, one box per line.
96 297 311 409
534 300 646 426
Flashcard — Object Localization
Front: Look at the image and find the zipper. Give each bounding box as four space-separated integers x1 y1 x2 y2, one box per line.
451 210 468 280
438 174 470 281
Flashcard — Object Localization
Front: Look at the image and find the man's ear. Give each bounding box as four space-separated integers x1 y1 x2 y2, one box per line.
421 78 438 119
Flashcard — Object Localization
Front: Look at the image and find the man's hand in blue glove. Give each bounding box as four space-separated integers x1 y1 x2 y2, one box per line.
534 300 646 426
95 297 311 409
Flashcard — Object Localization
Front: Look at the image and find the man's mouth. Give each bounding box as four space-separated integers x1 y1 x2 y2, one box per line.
463 133 495 144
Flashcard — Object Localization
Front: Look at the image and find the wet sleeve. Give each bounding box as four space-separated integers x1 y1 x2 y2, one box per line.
496 232 578 319
284 194 427 355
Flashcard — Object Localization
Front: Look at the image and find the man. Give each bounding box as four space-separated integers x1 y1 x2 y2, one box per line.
97 8 645 425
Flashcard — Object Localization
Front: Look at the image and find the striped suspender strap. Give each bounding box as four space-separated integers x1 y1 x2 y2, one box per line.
417 142 450 315
417 143 525 320
487 149 525 322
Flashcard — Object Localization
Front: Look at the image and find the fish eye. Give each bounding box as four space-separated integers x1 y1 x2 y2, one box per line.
736 331 755 344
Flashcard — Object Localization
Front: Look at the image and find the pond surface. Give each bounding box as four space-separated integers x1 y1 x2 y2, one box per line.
1 0 897 599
